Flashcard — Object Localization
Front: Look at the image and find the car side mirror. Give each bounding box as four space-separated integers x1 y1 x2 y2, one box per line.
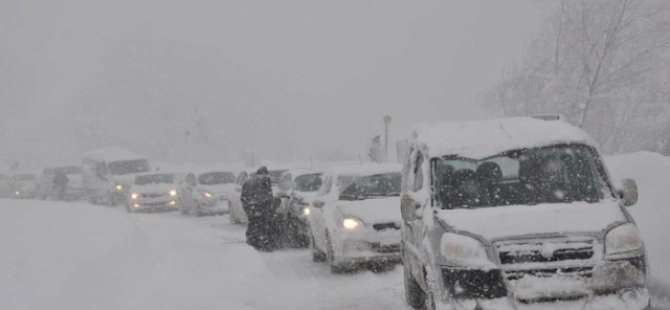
401 194 422 221
312 201 325 209
619 178 638 207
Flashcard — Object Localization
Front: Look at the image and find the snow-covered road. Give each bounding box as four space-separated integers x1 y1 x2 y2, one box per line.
2 151 670 310
0 200 407 310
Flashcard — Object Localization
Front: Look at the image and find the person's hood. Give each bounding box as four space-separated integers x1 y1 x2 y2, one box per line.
336 197 401 224
435 200 627 241
130 183 178 194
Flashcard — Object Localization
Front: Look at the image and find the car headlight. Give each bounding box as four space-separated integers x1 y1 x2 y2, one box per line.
14 190 20 196
203 191 213 198
168 189 178 197
342 217 363 230
440 233 492 267
131 193 139 200
301 207 311 216
115 184 124 191
605 223 643 258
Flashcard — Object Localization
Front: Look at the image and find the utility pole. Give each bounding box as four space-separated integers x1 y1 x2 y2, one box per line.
383 115 392 163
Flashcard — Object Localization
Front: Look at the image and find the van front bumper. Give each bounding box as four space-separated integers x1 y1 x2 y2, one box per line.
436 256 649 310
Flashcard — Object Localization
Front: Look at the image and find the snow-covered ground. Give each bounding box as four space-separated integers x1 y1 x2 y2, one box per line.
0 200 406 310
1 151 670 310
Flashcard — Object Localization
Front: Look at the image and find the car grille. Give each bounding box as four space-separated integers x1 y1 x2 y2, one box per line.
372 222 400 231
141 193 165 198
494 238 596 281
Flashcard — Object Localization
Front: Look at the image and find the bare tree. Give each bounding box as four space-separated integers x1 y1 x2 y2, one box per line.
486 0 670 153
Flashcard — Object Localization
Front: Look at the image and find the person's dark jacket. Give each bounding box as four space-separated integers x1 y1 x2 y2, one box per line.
241 174 273 208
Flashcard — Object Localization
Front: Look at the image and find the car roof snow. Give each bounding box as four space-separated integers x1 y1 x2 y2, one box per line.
410 117 596 159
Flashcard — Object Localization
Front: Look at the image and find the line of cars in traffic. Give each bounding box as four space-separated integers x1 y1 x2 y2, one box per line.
0 116 652 310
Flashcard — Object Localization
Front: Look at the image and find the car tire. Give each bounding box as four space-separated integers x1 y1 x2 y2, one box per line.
311 236 326 263
403 258 425 309
326 232 348 273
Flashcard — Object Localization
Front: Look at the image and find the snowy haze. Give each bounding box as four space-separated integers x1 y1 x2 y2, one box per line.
0 0 538 167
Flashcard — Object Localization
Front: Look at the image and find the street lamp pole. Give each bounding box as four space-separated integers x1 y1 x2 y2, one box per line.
383 115 391 163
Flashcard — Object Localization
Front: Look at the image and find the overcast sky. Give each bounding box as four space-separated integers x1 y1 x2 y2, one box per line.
0 0 539 166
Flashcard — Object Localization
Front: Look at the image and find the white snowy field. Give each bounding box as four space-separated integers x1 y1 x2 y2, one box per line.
1 151 670 310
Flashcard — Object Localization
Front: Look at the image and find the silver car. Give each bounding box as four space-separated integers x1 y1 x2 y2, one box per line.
401 117 649 310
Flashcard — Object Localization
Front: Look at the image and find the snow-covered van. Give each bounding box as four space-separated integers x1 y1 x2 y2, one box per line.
400 117 648 310
309 164 403 273
82 148 151 206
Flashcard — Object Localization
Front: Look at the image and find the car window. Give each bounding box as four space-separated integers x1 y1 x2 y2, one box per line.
293 173 323 192
108 159 150 175
339 173 401 200
198 172 236 185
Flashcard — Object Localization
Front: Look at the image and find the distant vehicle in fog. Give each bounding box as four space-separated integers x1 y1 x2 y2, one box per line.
179 172 227 216
193 170 237 216
308 164 403 273
0 174 12 198
10 173 41 199
82 148 151 206
127 172 184 213
39 165 84 200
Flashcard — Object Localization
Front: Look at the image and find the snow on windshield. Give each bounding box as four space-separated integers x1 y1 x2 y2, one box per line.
339 173 401 200
134 173 174 185
293 173 322 192
434 144 611 209
108 159 150 175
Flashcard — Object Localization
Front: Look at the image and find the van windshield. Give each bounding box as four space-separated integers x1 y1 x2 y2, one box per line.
108 159 150 175
434 145 611 209
294 173 323 192
135 174 174 185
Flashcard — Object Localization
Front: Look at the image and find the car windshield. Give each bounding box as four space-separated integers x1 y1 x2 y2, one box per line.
198 172 236 185
269 170 288 184
53 166 82 175
339 173 401 200
135 174 174 185
293 173 323 192
14 174 37 181
434 145 611 209
108 159 150 175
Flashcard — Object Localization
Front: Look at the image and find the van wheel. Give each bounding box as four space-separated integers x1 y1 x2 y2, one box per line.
311 236 326 262
403 257 425 309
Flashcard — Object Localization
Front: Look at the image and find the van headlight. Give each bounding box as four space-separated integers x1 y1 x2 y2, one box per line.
342 217 363 230
440 233 493 267
131 193 139 200
605 223 643 258
168 189 178 197
115 184 124 191
203 191 213 199
301 207 311 216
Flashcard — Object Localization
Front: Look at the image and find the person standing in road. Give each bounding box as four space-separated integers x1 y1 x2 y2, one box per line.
241 166 276 251
53 170 69 201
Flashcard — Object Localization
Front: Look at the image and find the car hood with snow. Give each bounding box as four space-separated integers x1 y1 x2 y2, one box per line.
435 199 628 241
336 197 402 226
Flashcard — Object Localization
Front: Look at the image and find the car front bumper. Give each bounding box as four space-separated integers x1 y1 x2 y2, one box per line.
332 238 402 265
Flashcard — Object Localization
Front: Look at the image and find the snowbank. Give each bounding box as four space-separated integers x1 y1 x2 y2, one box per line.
606 152 670 287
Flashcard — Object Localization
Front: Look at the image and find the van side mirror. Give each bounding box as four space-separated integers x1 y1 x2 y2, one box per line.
401 194 422 221
619 178 638 207
312 201 325 209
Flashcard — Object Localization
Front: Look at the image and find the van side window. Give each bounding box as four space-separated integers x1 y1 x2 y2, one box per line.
412 152 424 192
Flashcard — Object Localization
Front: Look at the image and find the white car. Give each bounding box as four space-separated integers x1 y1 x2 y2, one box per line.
190 171 236 216
308 164 403 273
10 173 41 199
127 172 213 214
277 170 324 248
82 148 151 206
400 117 649 310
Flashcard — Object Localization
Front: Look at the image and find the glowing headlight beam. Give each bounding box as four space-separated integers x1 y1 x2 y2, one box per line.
168 189 178 197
